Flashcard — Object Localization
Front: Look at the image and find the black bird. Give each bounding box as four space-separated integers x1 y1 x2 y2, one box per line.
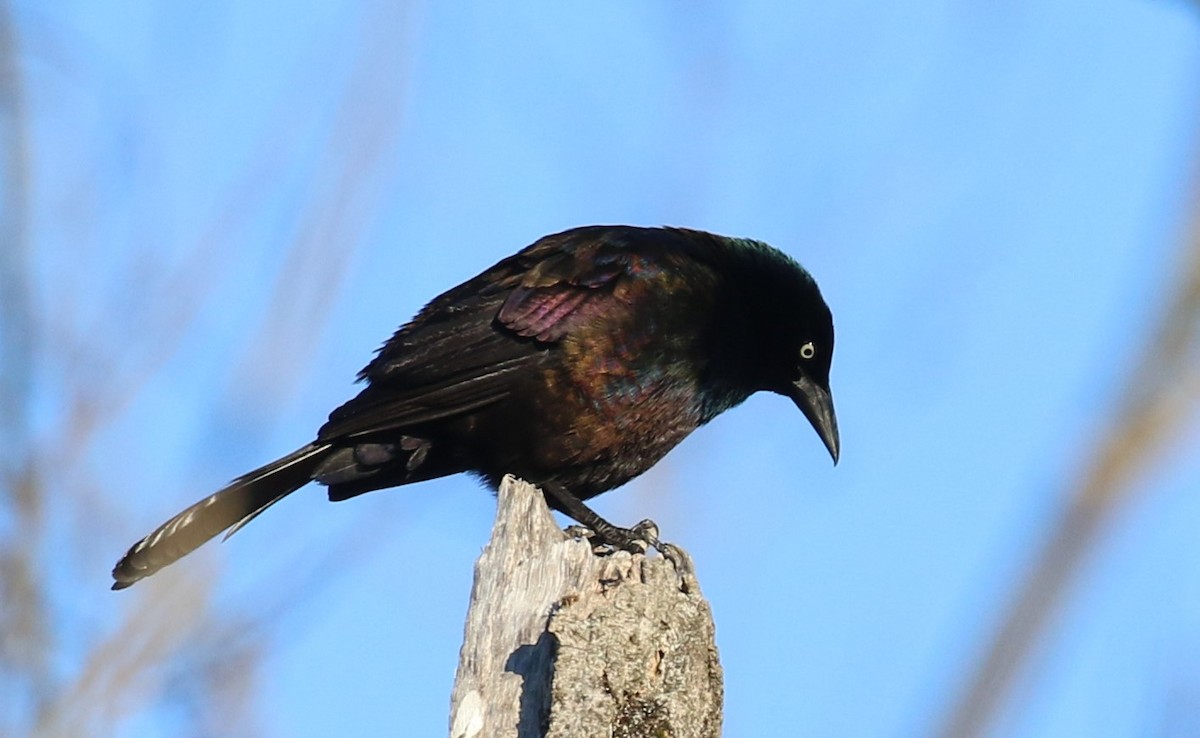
111 225 838 589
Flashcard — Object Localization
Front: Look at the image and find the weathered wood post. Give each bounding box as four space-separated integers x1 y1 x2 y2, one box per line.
449 476 723 738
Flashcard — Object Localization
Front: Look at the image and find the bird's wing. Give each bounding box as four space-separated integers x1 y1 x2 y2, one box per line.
316 292 532 440
318 227 684 442
494 231 665 342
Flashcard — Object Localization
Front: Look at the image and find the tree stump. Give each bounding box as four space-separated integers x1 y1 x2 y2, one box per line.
449 476 723 738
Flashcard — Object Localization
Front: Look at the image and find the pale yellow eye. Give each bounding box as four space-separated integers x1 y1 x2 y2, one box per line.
800 341 816 360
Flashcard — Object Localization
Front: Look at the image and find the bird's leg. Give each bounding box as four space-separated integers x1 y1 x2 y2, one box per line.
541 482 659 553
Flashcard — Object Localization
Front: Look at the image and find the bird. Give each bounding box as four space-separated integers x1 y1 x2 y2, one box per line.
111 225 839 590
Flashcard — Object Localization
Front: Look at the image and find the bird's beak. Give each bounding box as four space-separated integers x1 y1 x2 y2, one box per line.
789 376 840 464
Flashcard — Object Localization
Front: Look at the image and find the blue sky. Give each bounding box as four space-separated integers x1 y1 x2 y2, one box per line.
15 1 1200 736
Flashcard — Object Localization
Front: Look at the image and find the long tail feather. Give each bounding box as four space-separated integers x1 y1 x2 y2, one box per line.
111 443 331 590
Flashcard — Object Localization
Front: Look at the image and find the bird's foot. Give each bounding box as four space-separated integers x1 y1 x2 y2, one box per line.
564 518 697 592
656 541 698 592
630 518 661 547
567 518 661 555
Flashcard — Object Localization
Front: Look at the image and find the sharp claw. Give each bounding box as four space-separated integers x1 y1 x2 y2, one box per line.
564 524 595 541
657 542 699 594
630 519 660 548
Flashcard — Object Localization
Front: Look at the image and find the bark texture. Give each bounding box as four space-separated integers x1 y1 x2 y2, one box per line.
450 476 722 738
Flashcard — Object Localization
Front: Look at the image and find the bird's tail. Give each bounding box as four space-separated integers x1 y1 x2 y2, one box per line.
111 443 332 590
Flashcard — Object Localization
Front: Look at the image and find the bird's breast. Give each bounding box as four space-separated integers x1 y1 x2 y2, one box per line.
499 337 705 496
481 271 727 496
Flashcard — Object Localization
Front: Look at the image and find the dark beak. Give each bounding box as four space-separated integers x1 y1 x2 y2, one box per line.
789 376 840 464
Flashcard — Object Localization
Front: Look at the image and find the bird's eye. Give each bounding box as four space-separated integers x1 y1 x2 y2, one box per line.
800 341 816 360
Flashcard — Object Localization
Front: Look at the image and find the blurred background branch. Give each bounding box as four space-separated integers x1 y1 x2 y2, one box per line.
937 153 1200 737
0 2 407 735
0 0 46 726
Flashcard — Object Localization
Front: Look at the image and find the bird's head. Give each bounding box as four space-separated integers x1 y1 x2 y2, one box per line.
784 321 839 464
695 232 841 464
739 241 840 464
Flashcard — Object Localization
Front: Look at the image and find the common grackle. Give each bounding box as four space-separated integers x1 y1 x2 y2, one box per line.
112 225 838 589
